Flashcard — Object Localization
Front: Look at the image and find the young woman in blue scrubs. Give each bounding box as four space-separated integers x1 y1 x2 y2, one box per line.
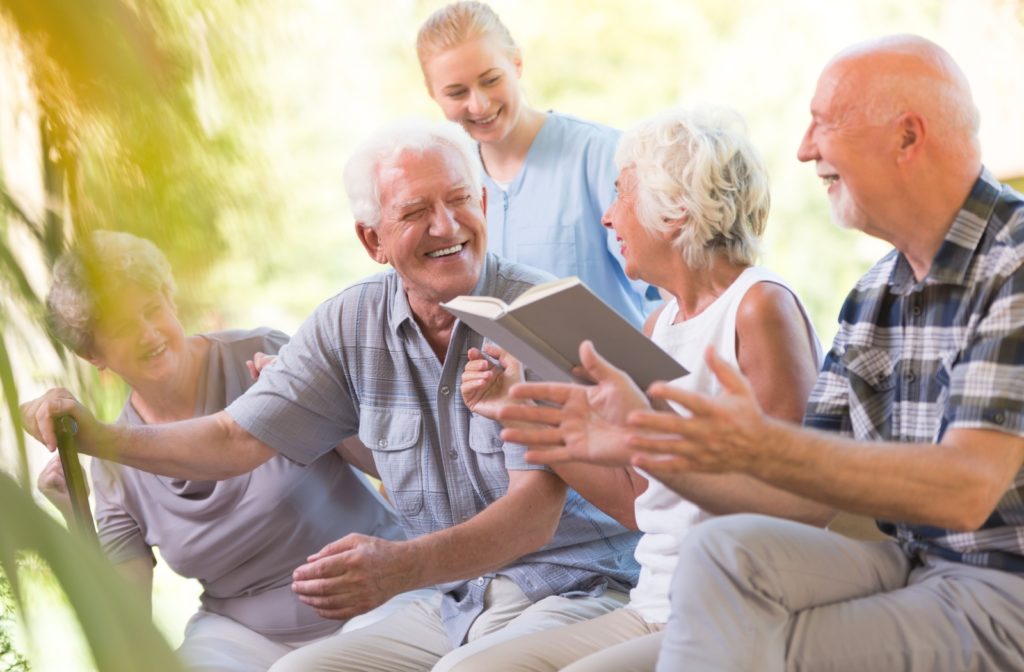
416 1 657 328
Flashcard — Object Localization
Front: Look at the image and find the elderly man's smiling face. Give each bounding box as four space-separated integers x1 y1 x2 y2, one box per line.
358 145 487 310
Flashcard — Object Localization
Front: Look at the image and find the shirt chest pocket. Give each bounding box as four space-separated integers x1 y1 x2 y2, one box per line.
358 407 424 516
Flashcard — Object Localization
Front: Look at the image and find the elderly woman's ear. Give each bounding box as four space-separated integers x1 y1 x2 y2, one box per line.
661 212 688 239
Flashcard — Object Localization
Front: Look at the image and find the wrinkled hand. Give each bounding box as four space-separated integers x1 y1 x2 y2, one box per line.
37 454 89 517
20 387 102 454
291 533 414 620
628 347 768 474
461 344 524 420
499 341 651 467
246 352 277 381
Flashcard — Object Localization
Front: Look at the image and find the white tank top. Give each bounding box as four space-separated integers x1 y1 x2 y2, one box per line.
628 266 822 623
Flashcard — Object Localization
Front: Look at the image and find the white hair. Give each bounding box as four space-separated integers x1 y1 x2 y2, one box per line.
343 119 481 228
616 106 769 269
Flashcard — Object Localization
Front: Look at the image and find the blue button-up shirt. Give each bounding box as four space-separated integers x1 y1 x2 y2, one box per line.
228 254 640 643
805 168 1024 571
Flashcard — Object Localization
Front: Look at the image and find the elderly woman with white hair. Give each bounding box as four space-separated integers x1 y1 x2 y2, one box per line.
456 106 834 672
36 230 412 672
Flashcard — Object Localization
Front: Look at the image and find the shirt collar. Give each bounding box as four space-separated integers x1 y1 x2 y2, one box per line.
890 166 1000 292
387 255 497 335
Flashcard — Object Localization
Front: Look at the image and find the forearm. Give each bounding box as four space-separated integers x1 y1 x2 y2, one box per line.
114 557 154 615
754 421 1018 530
652 470 833 527
397 471 567 588
551 463 644 529
93 411 273 480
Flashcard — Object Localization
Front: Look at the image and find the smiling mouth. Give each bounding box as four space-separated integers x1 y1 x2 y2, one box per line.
820 175 839 186
427 243 464 258
141 343 167 360
468 109 500 126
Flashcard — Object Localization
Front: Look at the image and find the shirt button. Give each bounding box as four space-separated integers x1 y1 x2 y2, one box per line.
911 305 922 317
449 450 459 459
476 577 485 586
905 371 916 383
994 412 1006 424
440 385 451 396
377 438 388 448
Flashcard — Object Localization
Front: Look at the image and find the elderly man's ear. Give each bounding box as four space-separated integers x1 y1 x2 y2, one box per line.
896 112 926 162
356 223 388 265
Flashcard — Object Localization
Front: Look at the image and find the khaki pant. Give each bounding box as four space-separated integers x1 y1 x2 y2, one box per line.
447 606 663 672
268 577 628 672
658 514 1024 672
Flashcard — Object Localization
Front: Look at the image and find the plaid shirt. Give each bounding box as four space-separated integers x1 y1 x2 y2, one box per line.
228 253 639 644
805 168 1024 571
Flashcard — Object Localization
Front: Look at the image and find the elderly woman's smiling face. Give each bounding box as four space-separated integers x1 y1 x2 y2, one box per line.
87 284 187 388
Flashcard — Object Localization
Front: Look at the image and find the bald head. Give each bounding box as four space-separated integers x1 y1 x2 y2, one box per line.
824 34 980 160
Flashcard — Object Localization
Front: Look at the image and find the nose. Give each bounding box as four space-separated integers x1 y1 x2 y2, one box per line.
796 122 818 163
601 200 616 230
429 203 460 237
468 87 489 115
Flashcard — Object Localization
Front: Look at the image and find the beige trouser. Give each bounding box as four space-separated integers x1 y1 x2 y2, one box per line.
267 576 628 672
447 606 664 672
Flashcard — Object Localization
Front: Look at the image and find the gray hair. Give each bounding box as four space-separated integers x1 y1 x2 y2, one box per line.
343 118 481 229
47 230 176 356
616 106 769 269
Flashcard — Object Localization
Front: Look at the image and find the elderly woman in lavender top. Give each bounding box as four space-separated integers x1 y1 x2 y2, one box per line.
37 230 417 672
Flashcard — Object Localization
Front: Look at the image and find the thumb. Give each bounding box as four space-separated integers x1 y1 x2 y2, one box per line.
704 346 752 396
579 340 627 384
308 533 363 561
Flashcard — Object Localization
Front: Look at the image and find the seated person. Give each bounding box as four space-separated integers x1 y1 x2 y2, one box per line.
35 230 412 672
520 36 1024 671
21 121 640 672
453 105 833 672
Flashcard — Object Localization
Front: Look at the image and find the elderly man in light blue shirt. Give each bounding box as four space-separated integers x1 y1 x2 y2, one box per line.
22 118 639 672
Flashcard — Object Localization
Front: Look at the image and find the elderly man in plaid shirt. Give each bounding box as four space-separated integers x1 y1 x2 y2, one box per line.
613 34 1024 671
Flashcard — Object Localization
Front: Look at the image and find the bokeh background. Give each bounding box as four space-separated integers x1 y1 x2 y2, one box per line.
2 1 1023 670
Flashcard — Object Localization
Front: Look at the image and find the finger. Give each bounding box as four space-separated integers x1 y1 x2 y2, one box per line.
630 453 697 474
579 340 628 385
501 426 565 446
704 346 755 397
305 534 362 563
497 403 564 426
246 360 259 380
34 396 79 451
644 384 715 417
467 347 483 361
626 432 696 457
508 382 575 406
482 343 508 360
626 409 690 435
292 577 350 600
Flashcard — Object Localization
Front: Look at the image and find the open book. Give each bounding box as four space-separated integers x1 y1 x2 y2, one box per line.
442 276 687 388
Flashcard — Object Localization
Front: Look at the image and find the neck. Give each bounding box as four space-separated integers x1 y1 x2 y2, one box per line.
408 294 458 361
479 107 545 181
658 253 747 322
130 336 207 423
886 162 979 281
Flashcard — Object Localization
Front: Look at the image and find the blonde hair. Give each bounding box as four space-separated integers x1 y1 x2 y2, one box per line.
616 106 770 269
47 230 176 356
416 1 518 76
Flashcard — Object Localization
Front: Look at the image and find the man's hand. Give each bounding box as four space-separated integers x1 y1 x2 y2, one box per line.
291 533 418 620
20 387 104 453
245 352 277 381
36 454 88 519
628 346 768 474
499 341 652 467
460 344 524 420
